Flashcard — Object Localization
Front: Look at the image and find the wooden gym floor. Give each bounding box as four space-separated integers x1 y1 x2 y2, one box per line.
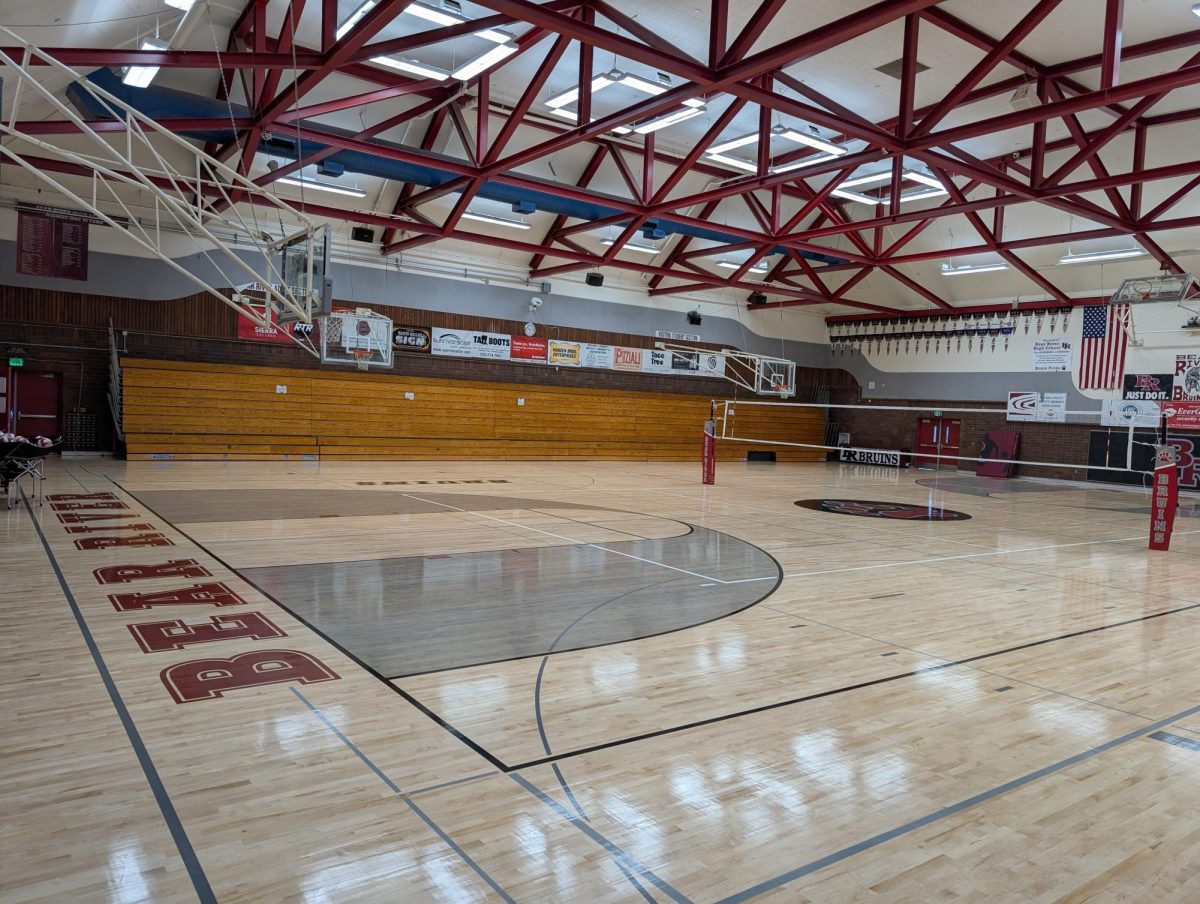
4 457 1200 903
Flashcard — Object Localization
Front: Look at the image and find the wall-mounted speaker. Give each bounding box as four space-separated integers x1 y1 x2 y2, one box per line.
586 272 604 287
749 292 768 305
351 227 375 243
686 310 702 325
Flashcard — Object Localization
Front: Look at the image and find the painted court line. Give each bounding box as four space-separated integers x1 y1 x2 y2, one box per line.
22 491 217 904
290 688 517 904
715 702 1200 903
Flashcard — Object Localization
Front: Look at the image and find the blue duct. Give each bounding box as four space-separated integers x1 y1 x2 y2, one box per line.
70 69 843 264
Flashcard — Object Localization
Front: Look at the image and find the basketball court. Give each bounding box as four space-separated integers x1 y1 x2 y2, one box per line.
4 1 1200 902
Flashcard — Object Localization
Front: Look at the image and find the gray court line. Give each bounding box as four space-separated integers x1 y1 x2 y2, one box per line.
21 491 217 904
508 772 693 904
715 701 1200 904
289 688 517 904
406 770 499 798
1149 731 1200 752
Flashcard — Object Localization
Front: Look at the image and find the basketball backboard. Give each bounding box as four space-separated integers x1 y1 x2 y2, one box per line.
321 309 394 370
1111 273 1198 305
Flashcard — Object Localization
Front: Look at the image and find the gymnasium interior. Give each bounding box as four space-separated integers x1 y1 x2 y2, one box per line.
3 1 1200 901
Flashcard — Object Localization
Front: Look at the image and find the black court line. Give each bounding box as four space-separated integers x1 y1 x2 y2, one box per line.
290 688 516 904
21 491 217 904
506 598 1200 771
111 480 512 773
715 701 1200 903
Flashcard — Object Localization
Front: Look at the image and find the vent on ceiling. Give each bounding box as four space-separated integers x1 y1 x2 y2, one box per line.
875 58 929 80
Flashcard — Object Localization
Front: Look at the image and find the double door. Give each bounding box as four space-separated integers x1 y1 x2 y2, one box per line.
914 417 960 469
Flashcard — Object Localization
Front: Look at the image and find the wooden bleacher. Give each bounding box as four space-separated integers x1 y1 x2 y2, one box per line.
122 359 826 461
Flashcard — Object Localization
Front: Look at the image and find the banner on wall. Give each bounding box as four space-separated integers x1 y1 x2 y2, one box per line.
1174 354 1200 400
1031 338 1072 372
509 336 547 361
580 343 615 369
1164 400 1200 430
655 330 700 342
431 328 511 360
1007 391 1039 422
696 351 726 377
613 346 643 372
1123 373 1172 401
1037 392 1067 423
670 351 701 373
1101 399 1161 427
643 348 672 373
548 340 581 366
237 303 318 345
391 325 430 352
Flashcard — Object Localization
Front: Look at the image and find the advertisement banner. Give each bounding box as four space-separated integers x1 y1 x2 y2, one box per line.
1036 392 1067 423
613 346 644 372
642 349 673 374
1174 354 1200 400
547 340 581 366
696 352 726 378
1006 391 1039 422
1123 373 1172 401
237 304 318 345
1102 399 1162 427
1031 338 1072 372
431 328 511 360
509 336 547 361
839 448 902 467
391 325 431 353
670 351 701 374
580 343 615 369
1164 400 1200 430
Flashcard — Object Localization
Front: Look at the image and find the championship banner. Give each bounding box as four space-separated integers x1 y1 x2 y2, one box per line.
548 340 581 366
580 343 615 369
1174 354 1200 400
1164 400 1200 431
1149 446 1179 551
509 336 547 361
1123 373 1172 401
391 325 430 352
613 347 643 372
431 328 511 360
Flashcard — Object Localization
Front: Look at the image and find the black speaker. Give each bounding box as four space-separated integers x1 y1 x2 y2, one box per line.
686 310 702 325
749 292 768 305
351 226 374 242
586 272 604 287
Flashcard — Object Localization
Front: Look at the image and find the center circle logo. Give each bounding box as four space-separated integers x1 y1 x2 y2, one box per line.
795 499 971 521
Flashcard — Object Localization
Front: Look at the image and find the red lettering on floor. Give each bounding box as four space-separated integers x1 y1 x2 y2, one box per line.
109 582 247 611
94 560 212 585
129 612 286 652
160 651 339 702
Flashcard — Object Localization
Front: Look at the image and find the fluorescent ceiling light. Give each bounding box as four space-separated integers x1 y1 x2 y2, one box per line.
777 129 846 157
122 38 168 89
708 133 758 155
336 0 378 39
164 0 196 9
633 106 705 134
1193 2 1200 17
545 76 616 109
940 262 1010 275
705 152 759 173
276 176 367 197
370 56 449 80
1058 248 1146 264
770 153 842 174
452 42 518 80
904 171 943 189
718 260 769 272
841 171 892 189
404 2 512 43
832 169 947 205
602 239 660 254
462 210 531 229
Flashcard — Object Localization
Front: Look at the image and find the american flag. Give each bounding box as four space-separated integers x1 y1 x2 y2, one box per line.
1079 304 1130 390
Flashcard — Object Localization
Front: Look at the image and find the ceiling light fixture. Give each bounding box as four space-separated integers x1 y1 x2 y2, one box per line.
602 239 660 254
718 260 769 273
832 169 948 205
545 75 617 109
370 56 449 80
775 128 846 158
1058 248 1147 264
632 106 706 134
122 37 168 88
461 210 531 229
404 1 513 44
705 128 846 175
276 175 367 197
164 0 197 9
1194 2 1200 17
452 42 518 81
939 262 1010 276
335 0 378 39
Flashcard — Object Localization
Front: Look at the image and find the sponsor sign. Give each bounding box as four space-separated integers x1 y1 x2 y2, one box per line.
391 325 430 352
838 448 902 467
696 352 726 378
580 343 615 369
1101 399 1161 427
1007 391 1039 422
613 346 644 372
547 340 581 366
1087 430 1200 489
670 351 700 373
1174 354 1200 400
1123 373 1172 401
1031 338 1072 372
643 348 673 374
1164 400 1200 430
237 304 318 345
1037 392 1067 423
655 330 700 342
509 335 547 361
431 328 511 360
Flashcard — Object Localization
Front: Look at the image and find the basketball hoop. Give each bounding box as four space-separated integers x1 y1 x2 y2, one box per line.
353 349 371 371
